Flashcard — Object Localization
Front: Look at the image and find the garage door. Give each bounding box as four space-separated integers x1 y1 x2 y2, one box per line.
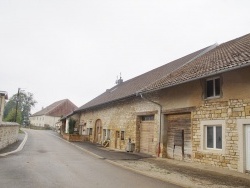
140 121 155 155
166 113 191 160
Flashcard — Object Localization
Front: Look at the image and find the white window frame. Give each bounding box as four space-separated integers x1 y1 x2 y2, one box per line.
205 125 222 150
200 120 225 154
205 76 221 99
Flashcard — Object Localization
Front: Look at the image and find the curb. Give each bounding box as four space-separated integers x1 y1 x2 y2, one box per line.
0 129 28 157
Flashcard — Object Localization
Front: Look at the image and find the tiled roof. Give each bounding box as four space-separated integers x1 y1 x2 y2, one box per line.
140 33 250 93
77 45 214 111
31 99 78 117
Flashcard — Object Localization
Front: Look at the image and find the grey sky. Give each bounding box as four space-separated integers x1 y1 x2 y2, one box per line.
1 0 250 113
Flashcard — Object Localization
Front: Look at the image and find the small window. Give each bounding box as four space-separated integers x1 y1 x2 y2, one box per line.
205 77 221 98
116 131 120 138
206 125 222 149
121 131 125 140
141 115 154 121
88 128 93 135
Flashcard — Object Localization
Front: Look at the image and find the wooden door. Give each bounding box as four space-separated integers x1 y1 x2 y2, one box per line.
140 121 155 155
115 131 120 149
95 119 102 143
166 113 191 160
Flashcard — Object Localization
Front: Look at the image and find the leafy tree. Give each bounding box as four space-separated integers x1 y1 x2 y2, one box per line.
4 108 22 124
3 91 37 125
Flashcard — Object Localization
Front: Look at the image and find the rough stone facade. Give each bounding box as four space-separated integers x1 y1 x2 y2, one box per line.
79 96 160 155
76 66 250 173
0 122 19 150
192 99 250 171
153 67 250 173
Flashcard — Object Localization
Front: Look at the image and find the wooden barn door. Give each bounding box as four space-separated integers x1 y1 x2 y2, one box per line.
166 113 191 160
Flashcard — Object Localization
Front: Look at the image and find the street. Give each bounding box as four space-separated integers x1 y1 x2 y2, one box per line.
0 129 181 188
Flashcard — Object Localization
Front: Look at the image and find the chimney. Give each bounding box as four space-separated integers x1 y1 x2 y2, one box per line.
115 73 123 85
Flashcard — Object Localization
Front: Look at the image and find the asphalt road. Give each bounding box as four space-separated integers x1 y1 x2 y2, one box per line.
0 129 181 188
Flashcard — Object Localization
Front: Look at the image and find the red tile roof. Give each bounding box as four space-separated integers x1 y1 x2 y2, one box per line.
140 33 250 93
77 45 214 111
31 99 78 117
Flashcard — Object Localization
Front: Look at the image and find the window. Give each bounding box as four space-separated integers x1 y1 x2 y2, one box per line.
88 128 93 135
141 115 154 121
205 77 221 98
121 131 125 140
206 125 222 149
116 131 120 138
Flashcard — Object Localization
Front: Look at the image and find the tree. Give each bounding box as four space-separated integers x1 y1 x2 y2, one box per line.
3 91 37 125
4 108 22 124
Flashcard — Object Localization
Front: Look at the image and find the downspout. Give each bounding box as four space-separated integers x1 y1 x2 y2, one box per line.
139 93 162 157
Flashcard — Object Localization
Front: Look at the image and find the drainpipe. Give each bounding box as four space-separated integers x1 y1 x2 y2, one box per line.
139 93 162 157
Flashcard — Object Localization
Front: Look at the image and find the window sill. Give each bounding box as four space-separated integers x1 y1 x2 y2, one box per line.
205 96 221 100
200 148 224 154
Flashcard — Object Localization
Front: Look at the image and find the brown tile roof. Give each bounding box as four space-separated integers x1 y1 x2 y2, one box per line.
77 45 214 111
31 99 78 117
140 33 250 93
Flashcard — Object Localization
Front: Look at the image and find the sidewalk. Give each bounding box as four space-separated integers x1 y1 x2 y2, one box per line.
0 132 25 155
2 130 250 188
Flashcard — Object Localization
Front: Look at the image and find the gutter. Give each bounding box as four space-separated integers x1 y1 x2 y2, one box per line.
138 93 162 157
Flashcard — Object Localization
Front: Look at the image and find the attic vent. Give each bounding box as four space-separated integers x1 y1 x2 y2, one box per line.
115 73 123 85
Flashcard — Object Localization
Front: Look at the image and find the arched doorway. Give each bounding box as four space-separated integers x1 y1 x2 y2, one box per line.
94 119 102 143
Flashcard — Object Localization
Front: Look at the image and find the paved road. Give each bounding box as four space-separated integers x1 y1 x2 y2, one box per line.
0 129 181 188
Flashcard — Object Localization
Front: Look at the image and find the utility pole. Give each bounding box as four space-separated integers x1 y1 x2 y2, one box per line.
14 88 21 122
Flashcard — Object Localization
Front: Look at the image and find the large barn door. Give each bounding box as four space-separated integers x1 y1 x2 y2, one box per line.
166 113 191 160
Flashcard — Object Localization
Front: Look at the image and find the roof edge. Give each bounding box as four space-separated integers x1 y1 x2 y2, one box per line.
75 94 136 113
139 61 250 95
136 43 218 95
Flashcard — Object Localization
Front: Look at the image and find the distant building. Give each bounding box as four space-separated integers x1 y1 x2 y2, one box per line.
29 99 78 128
0 91 8 123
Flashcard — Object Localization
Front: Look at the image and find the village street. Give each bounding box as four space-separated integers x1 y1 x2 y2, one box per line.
0 129 180 188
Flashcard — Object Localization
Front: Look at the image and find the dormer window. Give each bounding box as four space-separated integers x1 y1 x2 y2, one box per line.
205 77 221 98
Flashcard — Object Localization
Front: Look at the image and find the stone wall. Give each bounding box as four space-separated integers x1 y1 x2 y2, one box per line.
0 122 19 150
79 95 160 155
192 99 250 171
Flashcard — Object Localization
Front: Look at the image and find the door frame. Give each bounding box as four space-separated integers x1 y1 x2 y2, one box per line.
245 125 250 172
237 119 250 173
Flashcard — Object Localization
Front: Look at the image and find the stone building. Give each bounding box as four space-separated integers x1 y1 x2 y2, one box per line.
73 44 215 154
0 91 19 150
30 99 78 128
0 91 8 123
138 33 250 173
72 33 250 173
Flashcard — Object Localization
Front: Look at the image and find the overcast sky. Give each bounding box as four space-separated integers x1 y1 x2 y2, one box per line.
1 0 250 113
